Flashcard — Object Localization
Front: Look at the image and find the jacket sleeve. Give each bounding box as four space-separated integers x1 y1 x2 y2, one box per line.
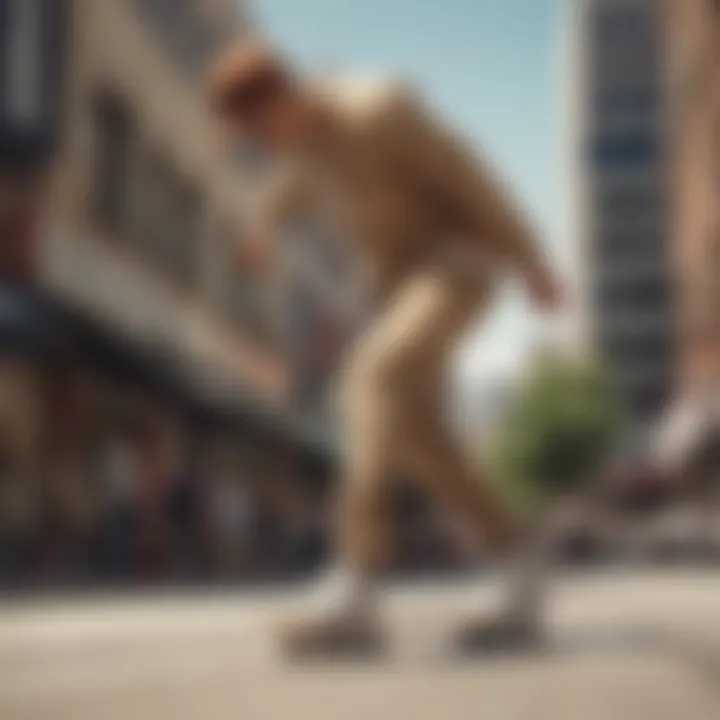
252 160 310 236
377 85 544 276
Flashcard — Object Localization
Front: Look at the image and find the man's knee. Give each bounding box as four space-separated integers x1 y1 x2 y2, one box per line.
341 340 419 409
342 467 386 508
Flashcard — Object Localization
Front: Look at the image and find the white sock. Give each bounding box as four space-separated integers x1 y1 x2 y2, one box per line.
503 528 551 624
313 563 377 617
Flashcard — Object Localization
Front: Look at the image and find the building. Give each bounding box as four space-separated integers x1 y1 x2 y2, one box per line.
666 0 720 400
0 0 340 512
567 0 675 429
0 0 68 280
0 0 351 586
0 0 67 173
43 0 293 405
642 0 720 476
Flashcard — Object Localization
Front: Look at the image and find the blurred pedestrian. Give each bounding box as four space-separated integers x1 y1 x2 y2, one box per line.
207 459 255 579
166 458 204 579
43 455 98 583
98 433 140 579
0 447 40 586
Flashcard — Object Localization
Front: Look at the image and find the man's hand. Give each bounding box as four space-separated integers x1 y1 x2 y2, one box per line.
526 265 563 313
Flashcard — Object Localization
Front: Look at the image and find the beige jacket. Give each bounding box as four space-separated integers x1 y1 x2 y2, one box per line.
260 78 542 300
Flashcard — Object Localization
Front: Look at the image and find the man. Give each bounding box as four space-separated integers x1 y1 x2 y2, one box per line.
207 41 562 656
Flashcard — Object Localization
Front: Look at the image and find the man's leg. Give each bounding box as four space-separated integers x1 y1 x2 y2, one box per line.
401 393 550 649
277 308 405 656
279 261 545 655
368 263 549 649
333 264 518 578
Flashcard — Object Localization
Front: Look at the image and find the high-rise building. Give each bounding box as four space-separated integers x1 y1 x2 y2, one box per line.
567 0 675 427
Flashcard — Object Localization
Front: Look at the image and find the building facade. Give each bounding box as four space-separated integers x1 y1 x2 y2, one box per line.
38 0 294 409
0 0 349 587
666 0 720 400
0 0 353 468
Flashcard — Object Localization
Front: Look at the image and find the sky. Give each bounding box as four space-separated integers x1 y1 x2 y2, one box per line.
253 0 564 385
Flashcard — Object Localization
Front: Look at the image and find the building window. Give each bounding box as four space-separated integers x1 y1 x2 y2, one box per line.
594 230 664 264
596 276 670 314
168 183 202 289
592 5 659 122
594 87 659 121
593 7 655 57
597 185 661 219
148 166 202 289
3 0 43 126
591 133 658 168
91 94 133 236
127 148 160 254
0 0 68 170
214 224 267 338
602 332 672 367
122 145 202 291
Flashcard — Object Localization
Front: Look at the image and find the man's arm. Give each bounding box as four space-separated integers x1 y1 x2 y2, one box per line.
378 85 555 294
241 161 310 272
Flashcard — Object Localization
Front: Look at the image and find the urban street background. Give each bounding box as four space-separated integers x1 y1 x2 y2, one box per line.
1 0 720 717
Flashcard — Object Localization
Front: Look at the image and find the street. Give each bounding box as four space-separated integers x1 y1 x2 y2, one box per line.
1 570 720 720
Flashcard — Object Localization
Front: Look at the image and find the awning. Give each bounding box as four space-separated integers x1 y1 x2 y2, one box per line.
0 286 71 356
40 229 289 404
0 289 261 418
0 287 340 465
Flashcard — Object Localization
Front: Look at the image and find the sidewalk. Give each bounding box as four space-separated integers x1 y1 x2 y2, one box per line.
1 570 719 720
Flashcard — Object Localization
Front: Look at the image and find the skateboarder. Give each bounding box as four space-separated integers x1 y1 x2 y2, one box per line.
207 41 563 656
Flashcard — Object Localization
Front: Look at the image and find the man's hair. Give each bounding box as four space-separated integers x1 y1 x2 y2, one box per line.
207 40 292 117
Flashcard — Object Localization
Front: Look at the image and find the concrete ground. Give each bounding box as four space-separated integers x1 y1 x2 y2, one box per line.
1 570 720 720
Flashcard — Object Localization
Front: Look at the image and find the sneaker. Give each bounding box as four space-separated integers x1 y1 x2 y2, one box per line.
453 611 545 656
277 607 388 659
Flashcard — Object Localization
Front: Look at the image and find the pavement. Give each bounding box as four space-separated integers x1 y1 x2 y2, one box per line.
1 570 720 720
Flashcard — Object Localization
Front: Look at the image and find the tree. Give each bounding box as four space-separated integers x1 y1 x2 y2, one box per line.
487 355 623 514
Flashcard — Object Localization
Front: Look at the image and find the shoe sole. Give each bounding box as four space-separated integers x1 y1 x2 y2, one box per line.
280 630 389 662
453 626 548 658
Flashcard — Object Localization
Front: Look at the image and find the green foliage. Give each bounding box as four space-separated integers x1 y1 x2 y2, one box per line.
488 355 622 514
